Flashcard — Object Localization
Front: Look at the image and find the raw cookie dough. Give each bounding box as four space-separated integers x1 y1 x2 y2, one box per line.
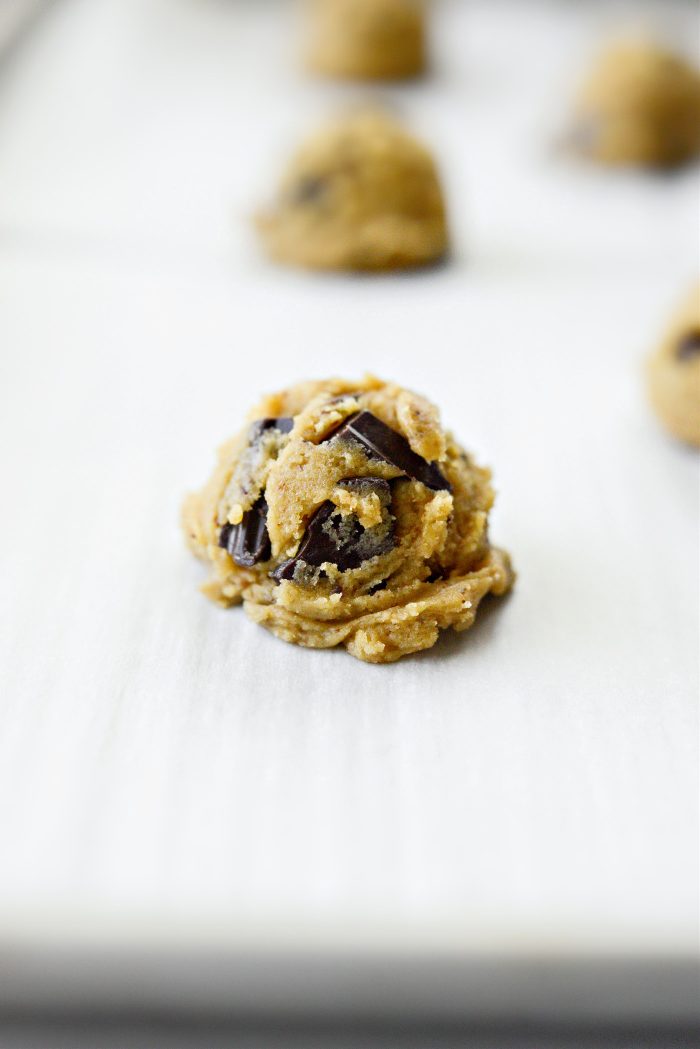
571 40 700 168
257 111 448 271
647 285 700 447
307 0 426 80
183 376 513 664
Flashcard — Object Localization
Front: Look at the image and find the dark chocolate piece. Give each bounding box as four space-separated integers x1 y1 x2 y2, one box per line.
426 568 446 583
272 504 340 581
289 175 328 206
271 477 395 581
236 417 294 499
325 411 450 491
676 330 700 362
249 417 294 441
218 523 232 550
219 497 271 567
219 420 293 566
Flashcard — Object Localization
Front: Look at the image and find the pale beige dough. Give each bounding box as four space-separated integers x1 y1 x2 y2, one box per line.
183 376 513 664
257 111 448 272
647 285 700 447
306 0 426 80
571 40 700 168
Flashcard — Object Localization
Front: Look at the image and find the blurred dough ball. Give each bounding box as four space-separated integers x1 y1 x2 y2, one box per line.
307 0 426 80
572 40 700 168
647 286 700 447
257 110 448 272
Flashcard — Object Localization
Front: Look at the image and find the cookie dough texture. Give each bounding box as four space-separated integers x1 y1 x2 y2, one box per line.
572 41 700 168
183 376 513 664
647 286 700 447
307 0 426 80
257 112 448 271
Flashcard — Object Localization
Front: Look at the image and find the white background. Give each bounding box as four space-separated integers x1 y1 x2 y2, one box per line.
0 0 697 982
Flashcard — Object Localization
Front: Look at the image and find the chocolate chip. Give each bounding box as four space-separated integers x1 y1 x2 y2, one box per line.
218 524 232 550
236 417 294 500
270 476 395 581
676 330 700 361
289 175 327 206
272 504 339 581
325 411 450 491
218 419 294 567
219 497 271 567
249 417 294 441
426 568 446 583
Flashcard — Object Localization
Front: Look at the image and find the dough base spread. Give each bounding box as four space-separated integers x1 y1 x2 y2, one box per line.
183 376 513 663
647 285 700 447
571 40 700 168
257 111 448 272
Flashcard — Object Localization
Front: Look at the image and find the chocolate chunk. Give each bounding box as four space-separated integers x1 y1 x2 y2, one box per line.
676 330 700 361
249 417 294 441
219 420 294 567
219 523 232 549
426 568 446 583
272 504 341 580
219 497 271 567
289 175 327 206
326 411 450 491
236 417 294 499
271 477 395 581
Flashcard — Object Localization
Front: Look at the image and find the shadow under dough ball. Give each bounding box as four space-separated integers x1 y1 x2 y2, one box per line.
571 40 700 168
182 376 513 664
256 111 448 272
647 286 700 447
306 0 426 80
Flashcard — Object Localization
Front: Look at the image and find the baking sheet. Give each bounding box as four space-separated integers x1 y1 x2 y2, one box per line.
0 0 697 1018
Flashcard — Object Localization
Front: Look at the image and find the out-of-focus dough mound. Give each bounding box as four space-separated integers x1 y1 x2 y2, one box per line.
571 40 700 168
257 111 448 272
306 0 426 81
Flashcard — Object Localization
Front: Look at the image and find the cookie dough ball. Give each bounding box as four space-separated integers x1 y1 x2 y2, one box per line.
647 286 700 447
183 376 513 664
307 0 426 80
572 41 700 168
257 111 448 271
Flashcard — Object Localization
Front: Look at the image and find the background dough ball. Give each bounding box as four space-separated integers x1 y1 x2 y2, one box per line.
307 0 426 80
571 41 700 168
183 376 513 664
647 286 700 447
257 111 448 271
